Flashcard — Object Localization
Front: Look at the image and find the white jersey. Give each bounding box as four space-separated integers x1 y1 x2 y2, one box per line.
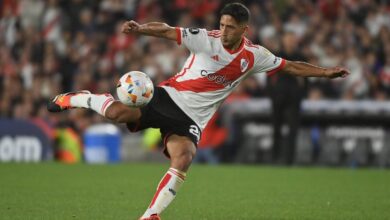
160 27 286 130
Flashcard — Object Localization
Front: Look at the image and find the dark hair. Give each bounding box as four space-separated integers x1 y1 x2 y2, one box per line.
220 3 250 24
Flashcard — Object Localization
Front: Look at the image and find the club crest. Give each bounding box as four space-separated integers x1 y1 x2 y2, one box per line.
240 58 249 72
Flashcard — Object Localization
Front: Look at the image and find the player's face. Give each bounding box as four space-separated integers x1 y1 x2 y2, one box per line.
219 15 247 48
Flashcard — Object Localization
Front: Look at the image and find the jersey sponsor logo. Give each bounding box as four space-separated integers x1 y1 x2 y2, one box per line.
189 28 199 34
200 70 233 87
189 125 200 142
240 58 249 72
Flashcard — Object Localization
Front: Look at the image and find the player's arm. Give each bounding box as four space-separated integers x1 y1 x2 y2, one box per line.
281 60 350 79
121 20 177 41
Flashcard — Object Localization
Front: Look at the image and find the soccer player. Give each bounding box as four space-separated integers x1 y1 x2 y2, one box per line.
47 3 349 220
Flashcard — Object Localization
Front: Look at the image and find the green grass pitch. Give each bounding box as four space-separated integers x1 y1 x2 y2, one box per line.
0 163 389 220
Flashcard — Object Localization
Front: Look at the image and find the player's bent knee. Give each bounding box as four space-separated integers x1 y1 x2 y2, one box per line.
167 136 197 171
174 151 195 164
171 151 195 172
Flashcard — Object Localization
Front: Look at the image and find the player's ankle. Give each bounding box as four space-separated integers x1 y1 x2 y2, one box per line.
70 93 91 109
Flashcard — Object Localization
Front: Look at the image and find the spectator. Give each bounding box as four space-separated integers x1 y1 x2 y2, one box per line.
268 32 306 165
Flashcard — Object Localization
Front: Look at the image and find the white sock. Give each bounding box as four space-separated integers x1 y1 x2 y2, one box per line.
70 93 114 116
141 168 186 218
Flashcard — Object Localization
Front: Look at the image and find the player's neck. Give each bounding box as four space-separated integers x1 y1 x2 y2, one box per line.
224 38 244 54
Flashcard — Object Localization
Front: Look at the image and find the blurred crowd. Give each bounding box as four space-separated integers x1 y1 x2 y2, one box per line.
1 0 390 133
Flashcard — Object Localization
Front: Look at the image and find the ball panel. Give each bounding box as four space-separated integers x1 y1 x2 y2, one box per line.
116 71 154 107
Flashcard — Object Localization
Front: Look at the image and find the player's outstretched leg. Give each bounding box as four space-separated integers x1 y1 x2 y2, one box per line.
47 91 141 123
140 135 196 220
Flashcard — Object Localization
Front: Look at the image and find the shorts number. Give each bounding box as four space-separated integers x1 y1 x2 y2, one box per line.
189 125 200 142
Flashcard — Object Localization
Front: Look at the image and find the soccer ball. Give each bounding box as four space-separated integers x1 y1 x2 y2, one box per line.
116 71 154 107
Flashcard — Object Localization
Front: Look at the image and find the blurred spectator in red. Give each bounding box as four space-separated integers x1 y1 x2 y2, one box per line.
318 0 341 21
194 112 226 164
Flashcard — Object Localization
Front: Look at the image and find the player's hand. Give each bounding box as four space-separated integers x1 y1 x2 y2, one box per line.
121 20 141 34
325 67 350 79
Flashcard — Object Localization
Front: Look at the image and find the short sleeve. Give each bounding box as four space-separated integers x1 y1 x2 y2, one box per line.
253 46 286 76
176 27 208 53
